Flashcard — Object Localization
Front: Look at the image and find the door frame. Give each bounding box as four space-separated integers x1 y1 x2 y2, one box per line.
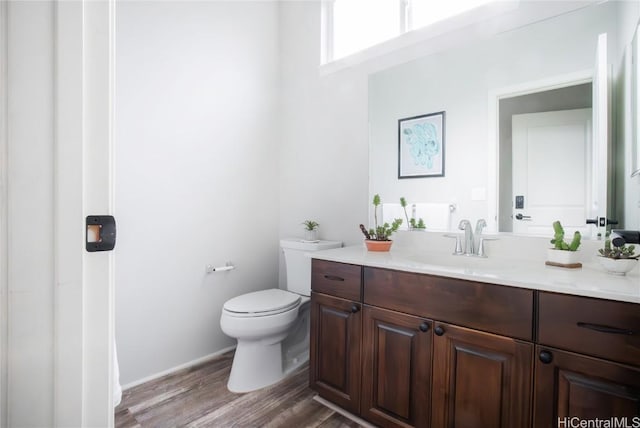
487 70 593 232
0 1 116 425
0 1 8 425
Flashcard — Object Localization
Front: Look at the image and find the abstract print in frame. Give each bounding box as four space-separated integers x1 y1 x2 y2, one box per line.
398 111 445 178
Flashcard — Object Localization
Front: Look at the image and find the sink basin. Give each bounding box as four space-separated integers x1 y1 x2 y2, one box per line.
403 252 514 274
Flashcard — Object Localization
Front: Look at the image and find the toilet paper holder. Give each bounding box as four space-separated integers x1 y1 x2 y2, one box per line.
206 262 235 274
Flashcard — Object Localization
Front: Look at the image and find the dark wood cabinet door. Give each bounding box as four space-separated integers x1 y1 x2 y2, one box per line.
309 292 362 414
533 346 640 428
361 306 432 428
432 323 533 428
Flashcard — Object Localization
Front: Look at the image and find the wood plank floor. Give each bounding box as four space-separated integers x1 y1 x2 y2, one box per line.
115 351 365 428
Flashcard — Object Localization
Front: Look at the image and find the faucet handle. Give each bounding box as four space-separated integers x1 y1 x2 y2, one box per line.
453 235 463 255
476 237 498 258
476 238 487 257
443 233 464 255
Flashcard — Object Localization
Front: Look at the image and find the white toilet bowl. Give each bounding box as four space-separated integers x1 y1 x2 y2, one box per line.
220 239 341 393
220 288 310 392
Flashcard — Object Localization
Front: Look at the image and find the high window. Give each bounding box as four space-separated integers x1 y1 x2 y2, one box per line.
323 0 496 63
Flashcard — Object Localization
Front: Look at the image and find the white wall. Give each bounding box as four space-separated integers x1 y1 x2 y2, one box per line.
369 1 622 230
278 2 369 247
115 1 280 385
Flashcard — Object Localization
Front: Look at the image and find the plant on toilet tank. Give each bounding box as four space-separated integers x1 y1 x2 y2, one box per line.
302 220 319 241
359 194 403 252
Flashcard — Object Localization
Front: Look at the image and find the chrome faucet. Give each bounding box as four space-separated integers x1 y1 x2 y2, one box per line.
456 219 488 257
458 220 474 256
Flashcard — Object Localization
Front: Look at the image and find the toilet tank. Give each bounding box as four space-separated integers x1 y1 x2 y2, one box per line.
280 239 342 296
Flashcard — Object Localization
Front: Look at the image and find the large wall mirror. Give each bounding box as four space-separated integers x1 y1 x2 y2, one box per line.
369 1 640 237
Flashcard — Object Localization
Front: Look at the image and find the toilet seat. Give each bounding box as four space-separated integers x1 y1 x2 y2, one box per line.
223 289 301 318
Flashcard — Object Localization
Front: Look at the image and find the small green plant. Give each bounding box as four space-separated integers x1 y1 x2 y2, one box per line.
364 194 402 241
399 197 426 230
598 239 638 259
550 221 581 251
302 220 319 231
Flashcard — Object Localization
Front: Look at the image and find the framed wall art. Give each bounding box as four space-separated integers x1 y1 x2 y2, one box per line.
398 111 445 179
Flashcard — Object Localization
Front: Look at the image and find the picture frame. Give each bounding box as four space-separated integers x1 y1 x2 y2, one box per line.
398 111 445 179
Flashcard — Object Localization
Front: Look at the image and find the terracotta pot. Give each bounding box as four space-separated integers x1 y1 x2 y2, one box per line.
365 239 393 252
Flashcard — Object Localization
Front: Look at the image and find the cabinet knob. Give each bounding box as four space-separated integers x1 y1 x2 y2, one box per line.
539 350 553 364
434 326 445 336
419 322 430 332
351 304 360 313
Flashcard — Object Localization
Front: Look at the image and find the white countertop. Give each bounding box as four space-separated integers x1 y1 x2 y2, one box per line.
311 244 640 304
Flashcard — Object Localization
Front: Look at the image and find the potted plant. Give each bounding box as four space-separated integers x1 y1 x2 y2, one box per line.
302 220 319 241
597 239 639 275
547 221 582 266
359 194 402 251
400 197 426 230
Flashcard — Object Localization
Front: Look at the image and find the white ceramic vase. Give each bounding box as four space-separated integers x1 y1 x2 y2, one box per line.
547 248 581 265
304 229 318 241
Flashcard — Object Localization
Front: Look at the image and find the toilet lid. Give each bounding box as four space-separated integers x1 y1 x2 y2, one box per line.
223 289 301 315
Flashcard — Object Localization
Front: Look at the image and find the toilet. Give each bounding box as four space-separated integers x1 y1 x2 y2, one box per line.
220 238 342 393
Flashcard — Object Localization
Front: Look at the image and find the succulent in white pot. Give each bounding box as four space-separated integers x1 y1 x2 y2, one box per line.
302 220 319 241
547 221 582 266
597 239 639 275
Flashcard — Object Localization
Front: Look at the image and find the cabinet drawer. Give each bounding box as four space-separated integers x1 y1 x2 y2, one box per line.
312 259 362 301
364 267 534 340
538 292 640 366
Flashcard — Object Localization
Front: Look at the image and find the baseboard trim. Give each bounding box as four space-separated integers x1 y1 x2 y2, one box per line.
121 345 236 391
312 395 376 428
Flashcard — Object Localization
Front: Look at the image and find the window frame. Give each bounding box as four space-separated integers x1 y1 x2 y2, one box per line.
320 0 519 72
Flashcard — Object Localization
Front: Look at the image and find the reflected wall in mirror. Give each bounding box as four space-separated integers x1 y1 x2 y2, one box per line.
369 1 640 235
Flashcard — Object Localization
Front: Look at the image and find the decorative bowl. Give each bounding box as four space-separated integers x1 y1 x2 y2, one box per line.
597 257 638 276
365 240 393 252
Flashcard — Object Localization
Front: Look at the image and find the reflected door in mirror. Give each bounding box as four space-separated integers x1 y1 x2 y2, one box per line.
512 109 592 236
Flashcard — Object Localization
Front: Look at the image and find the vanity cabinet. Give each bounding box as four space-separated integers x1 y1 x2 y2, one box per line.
361 306 432 427
431 322 533 428
309 292 362 414
309 260 363 414
534 292 640 427
533 346 640 427
311 260 535 428
309 260 640 428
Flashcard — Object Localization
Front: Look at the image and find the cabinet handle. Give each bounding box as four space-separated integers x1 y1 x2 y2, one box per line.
434 326 445 336
351 304 360 313
419 322 430 332
323 274 345 282
576 322 635 336
539 350 553 364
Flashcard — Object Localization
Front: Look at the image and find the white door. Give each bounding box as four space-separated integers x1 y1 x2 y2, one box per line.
1 1 115 426
512 109 592 236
